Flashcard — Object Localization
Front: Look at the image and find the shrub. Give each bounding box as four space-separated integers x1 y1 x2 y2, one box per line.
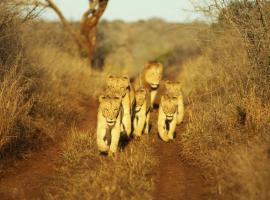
178 1 270 198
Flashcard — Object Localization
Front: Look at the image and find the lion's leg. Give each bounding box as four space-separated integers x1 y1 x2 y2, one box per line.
122 95 132 136
129 89 135 112
158 108 169 142
96 115 109 153
109 125 121 155
168 114 177 140
144 111 150 134
150 90 158 109
122 112 132 137
134 113 145 137
133 114 138 135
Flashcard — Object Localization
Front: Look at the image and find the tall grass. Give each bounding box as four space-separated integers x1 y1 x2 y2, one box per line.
0 1 101 156
44 129 157 199
0 68 32 150
178 1 270 198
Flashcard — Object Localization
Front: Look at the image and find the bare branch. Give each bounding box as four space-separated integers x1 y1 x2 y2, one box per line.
44 0 69 27
81 0 109 35
29 0 109 63
40 0 88 51
25 0 49 7
255 0 268 33
82 0 98 21
22 4 40 22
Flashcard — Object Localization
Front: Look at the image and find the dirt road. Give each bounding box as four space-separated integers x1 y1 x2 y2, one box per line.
151 107 207 200
0 101 207 200
154 140 207 200
0 101 98 200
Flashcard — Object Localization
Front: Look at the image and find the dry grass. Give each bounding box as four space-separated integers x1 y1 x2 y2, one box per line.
0 3 159 198
0 68 32 150
2 1 269 199
0 1 104 156
44 129 157 199
177 3 270 198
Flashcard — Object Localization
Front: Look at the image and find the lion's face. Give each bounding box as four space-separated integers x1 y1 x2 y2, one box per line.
165 81 181 97
135 88 147 111
144 61 163 89
106 75 130 97
161 95 178 121
99 95 121 127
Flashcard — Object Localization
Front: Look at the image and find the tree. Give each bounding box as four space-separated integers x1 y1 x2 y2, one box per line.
33 0 109 65
192 0 269 67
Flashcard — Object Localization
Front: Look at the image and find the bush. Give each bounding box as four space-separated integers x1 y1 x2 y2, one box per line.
178 1 270 198
0 1 98 156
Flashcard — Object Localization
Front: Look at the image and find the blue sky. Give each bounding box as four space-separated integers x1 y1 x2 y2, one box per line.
41 0 203 22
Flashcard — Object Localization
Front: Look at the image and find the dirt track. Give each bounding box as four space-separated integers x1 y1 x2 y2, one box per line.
0 101 98 200
154 140 207 200
0 101 207 200
151 107 207 200
0 143 60 200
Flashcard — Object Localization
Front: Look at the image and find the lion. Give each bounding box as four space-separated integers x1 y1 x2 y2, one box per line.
106 75 134 137
158 95 178 142
164 80 184 124
132 87 151 138
96 95 123 155
134 61 163 109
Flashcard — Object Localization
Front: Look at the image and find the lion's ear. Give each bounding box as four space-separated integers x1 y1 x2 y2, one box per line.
123 75 129 80
99 95 106 103
122 75 130 85
158 63 164 72
107 75 114 80
144 62 151 69
106 75 115 85
164 80 170 85
163 80 171 89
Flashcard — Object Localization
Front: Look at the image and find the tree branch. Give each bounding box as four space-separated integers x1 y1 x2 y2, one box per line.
45 0 70 30
30 0 109 61
255 0 268 33
81 0 108 32
39 0 87 50
82 0 99 21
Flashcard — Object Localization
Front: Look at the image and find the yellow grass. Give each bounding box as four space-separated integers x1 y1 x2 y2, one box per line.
0 1 269 199
178 21 270 198
44 129 157 199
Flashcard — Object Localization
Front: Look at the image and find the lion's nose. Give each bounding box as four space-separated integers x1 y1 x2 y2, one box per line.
150 83 159 89
107 119 115 126
166 115 173 120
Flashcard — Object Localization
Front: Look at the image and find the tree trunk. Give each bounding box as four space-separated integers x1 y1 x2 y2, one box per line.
41 0 109 68
79 0 108 66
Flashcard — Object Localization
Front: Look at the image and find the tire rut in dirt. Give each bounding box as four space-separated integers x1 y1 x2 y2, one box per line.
152 109 207 200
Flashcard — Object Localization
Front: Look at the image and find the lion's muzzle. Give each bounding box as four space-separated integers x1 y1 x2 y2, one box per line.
150 83 159 89
107 119 116 127
166 115 174 121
